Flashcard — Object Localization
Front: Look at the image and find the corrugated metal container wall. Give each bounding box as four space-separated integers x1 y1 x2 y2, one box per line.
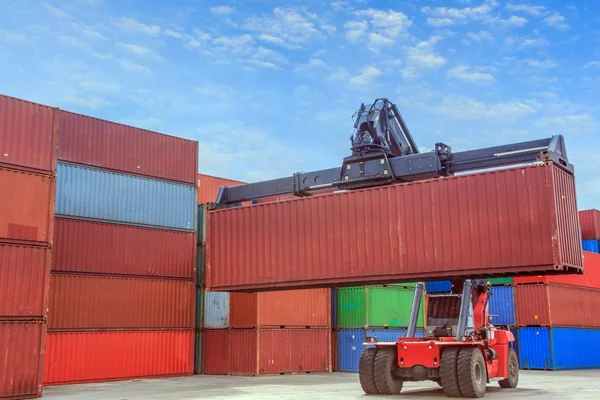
517 327 552 370
582 239 600 253
487 277 513 285
0 244 50 319
44 330 194 384
488 286 515 326
57 110 198 185
0 321 45 399
426 281 451 293
194 330 202 375
514 250 600 288
197 174 244 205
230 329 257 376
55 163 196 231
52 218 195 278
0 94 58 174
579 209 600 240
0 168 54 245
206 163 583 291
202 329 230 375
514 284 600 327
204 292 229 329
196 287 204 330
48 274 195 329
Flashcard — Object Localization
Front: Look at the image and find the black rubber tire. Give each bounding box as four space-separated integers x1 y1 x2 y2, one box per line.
499 348 519 389
457 347 487 398
358 348 379 394
373 347 403 394
440 347 462 397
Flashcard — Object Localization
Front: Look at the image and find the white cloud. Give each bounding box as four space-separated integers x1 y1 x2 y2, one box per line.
293 58 327 73
164 29 210 49
505 30 548 49
402 36 447 78
585 61 600 68
114 17 161 36
544 12 569 30
210 6 236 15
505 3 547 17
118 43 163 60
421 2 497 26
349 66 382 86
464 31 495 43
248 47 287 69
118 59 151 73
447 65 496 84
525 59 557 69
0 28 27 43
212 35 255 54
328 67 350 82
345 9 412 51
435 95 536 121
497 15 528 26
535 114 597 135
42 3 69 18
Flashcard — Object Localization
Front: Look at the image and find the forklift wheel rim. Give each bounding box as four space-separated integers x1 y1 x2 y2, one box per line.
474 363 483 384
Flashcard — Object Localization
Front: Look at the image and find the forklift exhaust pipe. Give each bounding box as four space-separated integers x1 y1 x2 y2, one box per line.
406 282 424 338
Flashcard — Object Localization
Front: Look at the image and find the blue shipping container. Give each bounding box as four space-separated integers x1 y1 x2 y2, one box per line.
489 286 515 326
518 327 600 370
426 281 451 293
55 163 196 231
204 291 229 329
337 329 424 373
582 239 600 253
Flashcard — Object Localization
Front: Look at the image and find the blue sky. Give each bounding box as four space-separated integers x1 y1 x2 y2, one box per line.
1 0 599 208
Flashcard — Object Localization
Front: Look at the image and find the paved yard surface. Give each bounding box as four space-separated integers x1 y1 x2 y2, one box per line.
44 370 600 399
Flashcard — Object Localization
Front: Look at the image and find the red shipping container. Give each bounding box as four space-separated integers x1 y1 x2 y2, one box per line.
579 209 600 240
0 94 58 174
0 321 45 399
206 163 583 291
229 288 331 328
43 330 193 384
0 244 50 320
514 284 600 327
202 329 231 375
514 251 600 289
57 110 198 185
0 168 55 246
198 174 245 205
53 218 195 278
48 274 195 330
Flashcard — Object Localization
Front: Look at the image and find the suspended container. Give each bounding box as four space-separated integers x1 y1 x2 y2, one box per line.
579 209 600 240
425 281 451 293
488 286 516 326
204 292 229 329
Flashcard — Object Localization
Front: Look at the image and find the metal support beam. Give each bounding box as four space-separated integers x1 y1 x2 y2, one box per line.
456 279 474 341
406 282 424 338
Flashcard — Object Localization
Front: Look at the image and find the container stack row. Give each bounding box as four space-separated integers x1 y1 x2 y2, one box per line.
0 94 58 399
43 110 199 385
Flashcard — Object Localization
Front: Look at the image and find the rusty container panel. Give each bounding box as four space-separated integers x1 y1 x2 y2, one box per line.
515 284 600 327
206 163 583 291
230 329 258 376
48 274 195 329
514 251 600 289
202 329 231 375
43 330 193 384
579 209 600 240
0 94 58 174
53 218 195 279
57 110 198 185
198 174 245 205
0 168 55 246
229 293 258 329
0 244 51 319
0 321 45 399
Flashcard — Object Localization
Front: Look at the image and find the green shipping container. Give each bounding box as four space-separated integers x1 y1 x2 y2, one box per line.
337 286 424 328
194 329 202 374
486 277 513 285
196 245 205 286
196 287 204 330
197 205 207 245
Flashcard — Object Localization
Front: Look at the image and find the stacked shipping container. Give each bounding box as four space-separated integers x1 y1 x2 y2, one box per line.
0 94 57 399
44 110 198 385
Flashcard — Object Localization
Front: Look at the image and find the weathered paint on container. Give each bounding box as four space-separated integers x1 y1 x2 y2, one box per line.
204 292 229 329
514 250 600 289
582 239 599 253
194 330 202 375
337 328 424 372
55 163 196 231
196 245 205 286
337 286 424 328
197 205 207 245
0 167 55 245
229 288 331 328
48 274 195 329
425 281 451 293
332 328 338 372
0 244 50 319
197 174 245 205
43 330 194 384
202 329 230 375
488 286 515 326
0 321 45 399
196 287 204 330
514 284 600 327
53 218 195 278
57 110 198 185
0 94 58 174
579 209 600 240
518 327 600 370
207 163 583 291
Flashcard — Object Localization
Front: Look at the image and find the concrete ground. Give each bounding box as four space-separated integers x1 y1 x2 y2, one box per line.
44 370 600 399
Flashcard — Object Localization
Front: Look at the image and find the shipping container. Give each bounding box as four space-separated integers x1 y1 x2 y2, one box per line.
337 286 423 328
582 239 600 253
204 292 229 329
197 174 244 205
0 244 50 319
196 287 204 330
229 288 331 328
517 327 600 370
202 329 230 375
331 288 337 329
425 281 452 293
579 209 600 240
44 330 194 384
52 218 195 278
514 250 600 289
487 277 513 285
0 94 58 174
196 245 205 287
48 274 195 329
337 328 424 373
514 284 600 327
57 110 198 185
197 204 207 245
488 286 515 326
194 330 202 375
0 321 45 399
55 163 196 231
332 328 338 372
0 167 54 245
206 163 583 291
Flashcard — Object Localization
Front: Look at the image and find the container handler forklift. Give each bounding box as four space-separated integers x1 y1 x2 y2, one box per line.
213 98 573 398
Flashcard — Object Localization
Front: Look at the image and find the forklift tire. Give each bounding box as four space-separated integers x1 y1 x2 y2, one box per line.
358 348 379 394
498 348 519 389
440 348 462 397
457 347 487 398
374 347 403 394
